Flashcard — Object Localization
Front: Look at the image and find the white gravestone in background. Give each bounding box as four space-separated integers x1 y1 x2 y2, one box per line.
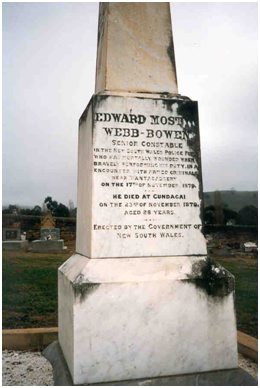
58 3 238 385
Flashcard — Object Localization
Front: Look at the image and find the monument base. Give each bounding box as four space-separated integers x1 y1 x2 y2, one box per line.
43 341 257 386
2 240 28 251
30 239 66 253
58 254 238 385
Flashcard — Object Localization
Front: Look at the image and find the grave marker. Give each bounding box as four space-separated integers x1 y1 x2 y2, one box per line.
2 226 28 251
55 3 238 385
3 228 21 241
40 211 60 240
31 211 65 252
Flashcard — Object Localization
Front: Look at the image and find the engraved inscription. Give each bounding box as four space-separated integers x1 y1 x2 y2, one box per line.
91 96 206 257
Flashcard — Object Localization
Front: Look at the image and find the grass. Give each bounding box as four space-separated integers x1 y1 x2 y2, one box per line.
2 250 258 338
214 255 258 338
2 251 70 329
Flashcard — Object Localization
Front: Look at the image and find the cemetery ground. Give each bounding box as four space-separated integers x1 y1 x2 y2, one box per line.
2 241 257 338
2 242 74 330
215 254 258 337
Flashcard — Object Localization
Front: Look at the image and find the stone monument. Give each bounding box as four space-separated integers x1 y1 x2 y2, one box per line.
40 211 61 240
44 3 256 386
31 211 66 252
2 224 28 251
3 227 21 241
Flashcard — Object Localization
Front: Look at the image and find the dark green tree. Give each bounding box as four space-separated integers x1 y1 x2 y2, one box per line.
44 197 58 213
238 205 258 225
30 205 42 216
19 207 32 215
2 205 19 214
19 205 42 216
223 208 238 224
44 197 70 217
204 205 216 224
55 203 70 217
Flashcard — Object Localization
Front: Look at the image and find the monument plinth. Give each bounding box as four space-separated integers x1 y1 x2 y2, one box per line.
48 2 243 385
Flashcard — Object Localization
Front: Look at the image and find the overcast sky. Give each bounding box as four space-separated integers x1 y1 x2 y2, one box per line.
2 2 258 207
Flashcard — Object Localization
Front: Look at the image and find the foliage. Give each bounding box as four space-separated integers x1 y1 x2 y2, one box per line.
223 207 238 224
2 204 42 216
203 190 258 213
31 205 43 216
44 196 58 213
20 205 42 216
2 205 19 214
2 197 71 218
55 203 70 217
44 196 70 217
204 205 216 224
216 256 258 337
238 205 258 225
204 205 239 225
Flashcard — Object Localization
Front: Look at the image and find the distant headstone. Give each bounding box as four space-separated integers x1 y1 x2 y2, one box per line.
40 211 60 239
53 3 240 386
30 239 65 253
2 227 28 251
41 211 56 229
40 228 60 240
30 211 65 252
3 228 21 241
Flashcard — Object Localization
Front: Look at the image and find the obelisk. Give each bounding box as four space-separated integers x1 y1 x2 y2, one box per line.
57 3 238 385
95 3 178 94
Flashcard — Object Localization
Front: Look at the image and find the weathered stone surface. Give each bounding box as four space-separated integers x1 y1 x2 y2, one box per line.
41 211 56 228
59 3 238 385
76 93 206 258
2 228 21 241
2 240 28 251
40 228 60 241
43 341 257 386
58 254 237 385
31 239 65 253
95 3 178 94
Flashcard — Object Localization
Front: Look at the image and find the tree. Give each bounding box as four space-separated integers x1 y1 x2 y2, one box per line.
204 205 216 224
214 191 224 225
55 203 70 217
44 196 58 213
238 206 258 225
44 196 70 217
223 208 238 225
15 205 43 216
20 207 32 215
30 205 42 216
2 205 19 214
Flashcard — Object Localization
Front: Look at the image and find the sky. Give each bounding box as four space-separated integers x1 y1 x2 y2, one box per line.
2 2 258 207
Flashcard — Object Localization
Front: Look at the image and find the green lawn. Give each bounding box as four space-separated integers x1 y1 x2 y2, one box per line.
2 251 69 329
215 256 258 338
2 251 258 338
